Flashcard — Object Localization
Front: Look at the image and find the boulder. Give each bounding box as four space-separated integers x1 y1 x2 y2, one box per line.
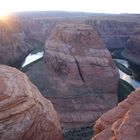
92 88 140 140
0 65 62 140
26 21 119 130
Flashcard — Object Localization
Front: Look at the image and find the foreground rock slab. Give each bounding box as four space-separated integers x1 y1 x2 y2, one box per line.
0 65 62 140
92 88 140 140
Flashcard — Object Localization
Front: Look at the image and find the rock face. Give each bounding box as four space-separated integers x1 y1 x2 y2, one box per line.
26 21 119 130
0 65 62 140
86 19 137 49
122 26 140 65
92 89 140 140
126 26 140 54
0 20 32 66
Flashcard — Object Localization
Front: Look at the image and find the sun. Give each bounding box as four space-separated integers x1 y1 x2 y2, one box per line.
0 10 10 20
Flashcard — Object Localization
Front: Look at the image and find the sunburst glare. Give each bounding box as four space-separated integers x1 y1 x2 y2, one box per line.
0 9 11 20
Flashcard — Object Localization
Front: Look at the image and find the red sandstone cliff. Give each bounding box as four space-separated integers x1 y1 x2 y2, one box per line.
0 65 62 140
92 88 140 140
26 21 119 130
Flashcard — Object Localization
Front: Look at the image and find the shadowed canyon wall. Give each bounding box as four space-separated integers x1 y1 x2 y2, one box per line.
20 18 57 43
0 20 32 66
122 25 140 65
0 15 58 67
86 19 138 49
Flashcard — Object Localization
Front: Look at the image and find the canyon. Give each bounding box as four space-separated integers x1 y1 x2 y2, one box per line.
0 65 62 140
0 12 140 140
0 14 58 67
2 13 140 66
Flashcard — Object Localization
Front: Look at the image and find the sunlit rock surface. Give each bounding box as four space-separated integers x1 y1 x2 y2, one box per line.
0 65 62 140
92 89 140 140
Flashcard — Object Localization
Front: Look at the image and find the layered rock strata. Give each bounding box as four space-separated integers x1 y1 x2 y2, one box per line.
86 19 137 49
92 88 140 140
0 65 62 140
122 25 140 65
43 22 118 129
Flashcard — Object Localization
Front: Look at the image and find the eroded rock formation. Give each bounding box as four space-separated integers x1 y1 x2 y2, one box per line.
126 26 140 54
0 14 59 67
0 65 62 140
92 88 140 140
0 20 32 66
122 25 140 65
86 19 138 49
26 21 119 130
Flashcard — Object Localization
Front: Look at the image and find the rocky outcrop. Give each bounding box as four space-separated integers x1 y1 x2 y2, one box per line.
26 21 119 130
0 20 32 67
86 19 138 48
92 88 140 140
0 65 62 140
122 25 140 65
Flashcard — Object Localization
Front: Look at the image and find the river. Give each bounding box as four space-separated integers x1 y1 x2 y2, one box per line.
115 59 140 89
21 52 140 89
22 52 44 68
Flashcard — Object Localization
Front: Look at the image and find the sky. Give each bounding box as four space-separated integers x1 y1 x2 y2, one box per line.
0 0 140 16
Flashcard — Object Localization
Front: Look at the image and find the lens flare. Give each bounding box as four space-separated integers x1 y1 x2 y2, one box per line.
0 10 11 20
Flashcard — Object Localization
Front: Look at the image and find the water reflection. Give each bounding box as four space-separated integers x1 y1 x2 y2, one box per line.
22 52 44 68
115 59 140 89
